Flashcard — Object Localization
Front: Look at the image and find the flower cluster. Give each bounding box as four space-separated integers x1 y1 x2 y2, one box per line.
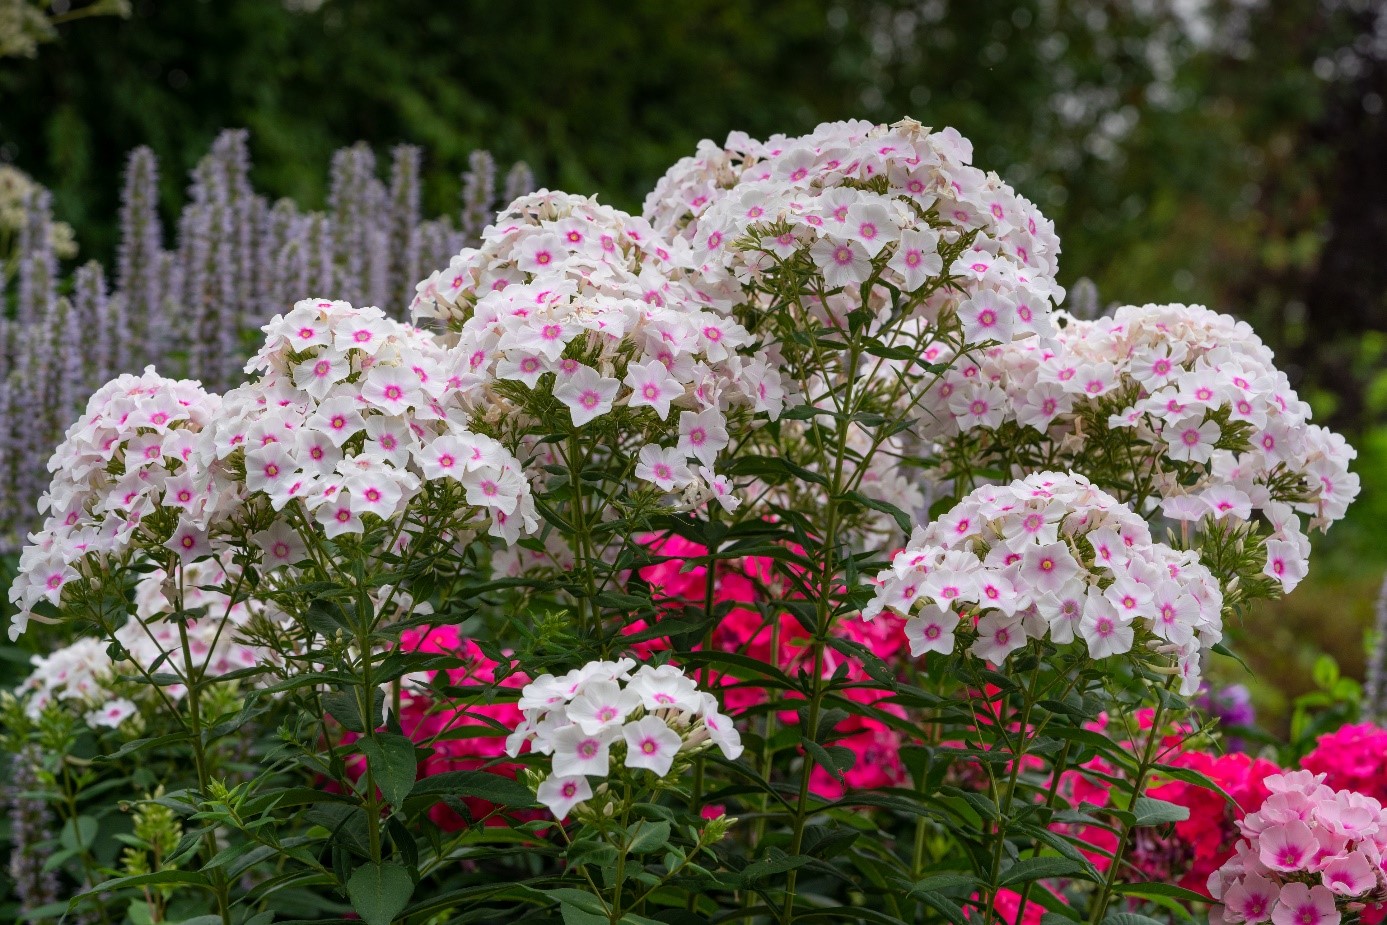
413 189 714 327
640 131 779 239
865 471 1224 693
7 367 222 638
411 190 786 510
17 558 264 726
672 117 1062 345
203 298 539 545
919 304 1359 595
1302 723 1387 806
646 119 1065 548
505 659 743 819
1 132 532 556
1210 771 1387 925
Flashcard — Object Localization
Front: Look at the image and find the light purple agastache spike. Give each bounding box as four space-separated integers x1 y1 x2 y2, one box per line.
72 261 114 390
504 160 536 204
0 128 542 550
6 748 61 917
116 147 164 368
460 148 497 247
305 212 335 297
262 197 297 310
49 297 84 448
16 188 57 329
180 150 241 390
328 143 386 306
416 217 465 274
0 319 15 551
15 324 52 530
388 145 422 311
208 130 258 314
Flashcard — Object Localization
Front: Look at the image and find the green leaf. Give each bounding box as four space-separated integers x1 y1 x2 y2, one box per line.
347 862 414 925
800 738 855 784
625 820 670 855
78 869 209 897
408 769 536 807
1132 796 1190 826
736 852 811 886
1114 882 1210 904
562 906 610 925
840 490 914 535
780 404 824 421
1103 914 1167 925
97 731 193 762
1151 762 1238 807
358 733 417 808
323 689 384 734
61 815 98 851
549 887 609 925
999 856 1089 887
901 872 980 893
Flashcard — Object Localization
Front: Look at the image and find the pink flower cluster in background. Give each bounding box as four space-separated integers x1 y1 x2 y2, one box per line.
1210 771 1387 925
392 625 527 829
1059 711 1280 896
637 533 911 798
1302 723 1387 806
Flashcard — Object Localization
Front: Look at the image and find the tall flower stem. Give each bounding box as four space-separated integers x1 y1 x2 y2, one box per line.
173 563 233 925
1087 679 1177 925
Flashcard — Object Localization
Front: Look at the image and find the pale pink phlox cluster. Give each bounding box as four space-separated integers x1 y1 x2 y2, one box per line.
504 658 743 819
665 118 1062 347
1210 771 1387 925
917 304 1358 593
864 471 1223 694
8 367 222 638
201 298 539 546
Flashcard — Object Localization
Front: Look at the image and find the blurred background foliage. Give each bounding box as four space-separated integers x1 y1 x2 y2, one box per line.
1 0 1385 726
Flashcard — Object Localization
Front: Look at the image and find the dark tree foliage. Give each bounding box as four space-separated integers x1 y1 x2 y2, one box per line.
1 0 1384 431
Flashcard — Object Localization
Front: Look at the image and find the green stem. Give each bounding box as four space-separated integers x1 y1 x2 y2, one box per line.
175 600 233 925
354 584 384 865
57 760 113 925
1087 680 1177 925
981 656 1043 925
1011 739 1074 925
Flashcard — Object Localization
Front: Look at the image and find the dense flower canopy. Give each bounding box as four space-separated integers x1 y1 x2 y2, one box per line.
0 115 1370 925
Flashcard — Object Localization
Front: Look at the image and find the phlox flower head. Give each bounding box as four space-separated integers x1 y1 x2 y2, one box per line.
1209 772 1387 925
506 659 742 819
202 298 540 551
8 367 222 639
17 557 268 723
917 304 1359 600
664 118 1062 349
864 471 1224 694
410 193 787 515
